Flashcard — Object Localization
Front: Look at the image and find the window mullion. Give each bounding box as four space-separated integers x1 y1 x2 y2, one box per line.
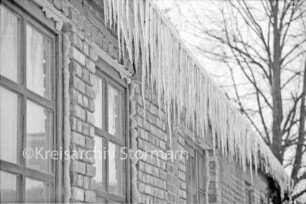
105 137 109 195
20 15 27 203
104 80 108 132
104 80 110 198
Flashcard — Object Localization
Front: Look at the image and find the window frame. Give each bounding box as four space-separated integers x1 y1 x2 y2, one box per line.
93 58 130 203
185 138 208 204
0 0 62 202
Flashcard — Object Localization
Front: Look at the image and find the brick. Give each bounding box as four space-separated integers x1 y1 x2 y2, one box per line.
83 176 90 189
69 88 78 103
78 16 86 30
89 47 98 61
71 105 86 121
87 111 95 125
83 69 90 84
69 61 83 77
85 58 96 73
89 125 95 137
89 74 97 86
70 76 85 94
71 47 85 66
85 190 96 203
71 34 83 51
102 38 108 52
113 46 119 59
71 173 84 187
71 187 84 201
83 96 89 108
61 0 69 16
71 24 85 40
77 93 83 106
85 137 95 150
88 99 95 112
70 160 86 174
53 0 62 10
71 131 86 146
84 22 92 37
77 120 83 133
85 85 96 99
83 42 90 55
83 123 90 135
86 164 96 177
70 117 77 131
83 149 94 164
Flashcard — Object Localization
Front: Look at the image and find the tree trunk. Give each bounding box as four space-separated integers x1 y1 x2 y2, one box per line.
291 60 306 183
271 0 284 162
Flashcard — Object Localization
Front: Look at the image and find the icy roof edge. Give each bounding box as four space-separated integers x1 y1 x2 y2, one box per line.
102 0 292 193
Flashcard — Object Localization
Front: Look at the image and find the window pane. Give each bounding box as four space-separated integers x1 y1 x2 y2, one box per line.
26 24 52 99
186 154 196 192
0 171 18 203
96 197 106 203
0 5 19 83
94 78 103 129
0 87 19 163
198 153 206 189
26 100 53 173
108 142 124 195
186 192 197 204
92 136 104 191
107 85 123 137
199 191 206 204
108 200 122 203
26 178 52 203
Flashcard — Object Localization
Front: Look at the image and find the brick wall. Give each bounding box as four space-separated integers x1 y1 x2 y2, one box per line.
23 0 271 203
129 81 186 204
218 155 268 204
57 0 121 202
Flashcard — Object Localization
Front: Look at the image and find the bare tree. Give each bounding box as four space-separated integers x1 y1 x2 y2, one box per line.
161 0 306 201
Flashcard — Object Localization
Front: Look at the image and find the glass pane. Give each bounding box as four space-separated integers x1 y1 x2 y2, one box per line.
0 5 19 83
92 136 104 190
0 171 18 203
186 192 197 204
108 200 122 204
108 142 124 195
198 154 206 189
96 197 106 203
107 85 123 137
199 191 206 204
26 24 52 99
0 87 19 163
186 154 196 192
26 178 52 203
191 156 196 192
94 78 103 129
26 100 53 173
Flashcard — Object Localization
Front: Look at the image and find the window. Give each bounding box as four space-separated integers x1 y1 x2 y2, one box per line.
186 145 197 203
0 2 57 203
92 70 127 203
197 150 207 203
186 142 208 204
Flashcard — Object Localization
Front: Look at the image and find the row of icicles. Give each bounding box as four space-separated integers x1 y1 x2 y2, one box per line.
102 0 292 194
